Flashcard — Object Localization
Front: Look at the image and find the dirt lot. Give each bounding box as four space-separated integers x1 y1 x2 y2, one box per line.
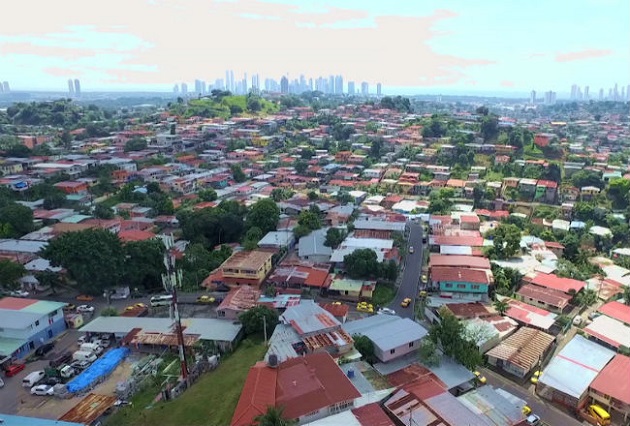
16 360 135 420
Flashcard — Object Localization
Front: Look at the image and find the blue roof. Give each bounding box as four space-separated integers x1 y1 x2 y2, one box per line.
0 414 83 426
342 315 428 351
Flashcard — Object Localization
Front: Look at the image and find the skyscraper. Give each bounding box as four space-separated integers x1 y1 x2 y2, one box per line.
173 84 180 94
280 76 289 94
570 84 577 100
584 86 589 100
328 76 335 94
230 71 234 92
68 79 75 95
376 83 382 96
181 83 188 95
626 85 630 101
544 90 556 105
1 81 9 92
599 88 604 101
334 75 344 95
347 81 355 95
361 82 369 95
73 79 81 97
225 70 231 92
530 90 536 104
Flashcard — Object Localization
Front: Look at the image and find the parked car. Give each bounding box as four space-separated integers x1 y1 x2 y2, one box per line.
409 246 414 254
530 370 542 384
70 360 92 370
9 290 29 298
573 316 583 326
31 384 55 396
63 303 76 312
5 363 26 377
474 371 487 384
76 294 94 301
196 295 215 304
76 305 95 314
0 377 4 388
377 307 396 315
22 370 46 387
526 414 541 425
42 377 62 386
49 351 72 368
35 342 55 357
421 274 427 283
356 302 374 313
400 297 412 308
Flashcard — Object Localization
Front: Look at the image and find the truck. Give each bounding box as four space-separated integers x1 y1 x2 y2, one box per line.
72 350 97 363
45 364 76 381
80 342 103 355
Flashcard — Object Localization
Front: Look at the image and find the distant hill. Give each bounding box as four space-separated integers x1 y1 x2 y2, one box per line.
170 94 279 119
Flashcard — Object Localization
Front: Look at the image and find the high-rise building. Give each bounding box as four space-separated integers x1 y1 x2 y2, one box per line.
173 84 179 94
328 76 335 94
570 84 577 100
308 78 313 92
280 76 289 94
376 83 382 96
614 83 619 101
181 83 188 95
626 85 630 101
622 86 626 101
0 82 3 93
584 86 589 100
225 70 231 92
361 82 369 95
194 79 202 94
73 79 81 97
544 90 556 105
334 75 344 95
2 81 9 92
229 70 235 92
347 81 355 95
68 79 75 95
530 90 536 104
599 88 604 101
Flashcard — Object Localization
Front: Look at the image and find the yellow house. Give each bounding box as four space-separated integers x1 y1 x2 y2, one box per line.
0 161 23 175
219 250 274 288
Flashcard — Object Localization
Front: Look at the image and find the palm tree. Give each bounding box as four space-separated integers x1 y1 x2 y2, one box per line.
493 299 510 316
254 406 297 426
623 285 630 306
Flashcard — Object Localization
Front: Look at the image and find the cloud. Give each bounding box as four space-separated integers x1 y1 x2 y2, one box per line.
43 67 86 77
500 80 515 87
554 49 613 62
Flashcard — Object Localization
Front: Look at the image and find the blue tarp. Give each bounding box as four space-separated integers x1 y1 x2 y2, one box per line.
66 347 130 393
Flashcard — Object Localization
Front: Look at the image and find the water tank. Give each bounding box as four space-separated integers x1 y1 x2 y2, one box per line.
347 369 355 379
268 354 278 368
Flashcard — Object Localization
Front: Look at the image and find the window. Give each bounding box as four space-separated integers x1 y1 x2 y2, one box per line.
409 342 414 348
457 284 465 289
35 320 40 327
471 285 480 290
444 283 452 288
390 349 396 354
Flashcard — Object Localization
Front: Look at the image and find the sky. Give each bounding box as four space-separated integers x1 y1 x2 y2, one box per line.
0 0 628 95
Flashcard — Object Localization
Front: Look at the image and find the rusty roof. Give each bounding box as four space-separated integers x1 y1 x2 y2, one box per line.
59 393 118 424
485 327 555 370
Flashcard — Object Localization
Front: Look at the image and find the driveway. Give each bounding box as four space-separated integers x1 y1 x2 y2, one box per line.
480 367 583 426
389 222 423 319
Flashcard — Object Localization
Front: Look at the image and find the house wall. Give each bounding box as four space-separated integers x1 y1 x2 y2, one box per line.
516 294 566 314
589 388 630 422
375 338 421 363
3 313 67 358
536 382 584 409
437 281 490 301
487 355 528 378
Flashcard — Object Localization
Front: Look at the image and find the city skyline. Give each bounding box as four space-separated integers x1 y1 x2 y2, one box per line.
0 0 628 93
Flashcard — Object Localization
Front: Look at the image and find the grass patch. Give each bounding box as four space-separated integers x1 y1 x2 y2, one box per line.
372 283 396 306
106 337 266 426
361 368 391 390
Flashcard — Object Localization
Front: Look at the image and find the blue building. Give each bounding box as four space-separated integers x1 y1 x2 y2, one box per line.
0 414 83 426
0 297 67 359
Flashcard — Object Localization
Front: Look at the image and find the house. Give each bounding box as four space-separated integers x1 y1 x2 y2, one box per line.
588 354 630 423
515 284 572 313
298 228 333 263
327 277 376 302
518 178 538 199
580 186 601 201
258 231 295 250
535 180 558 203
534 133 556 147
231 352 361 426
216 286 262 320
267 263 332 292
342 314 428 363
523 272 585 295
429 254 491 270
459 214 480 231
598 300 630 325
536 335 615 409
485 327 555 378
203 250 274 289
504 299 558 332
0 297 67 359
430 267 493 301
582 315 630 351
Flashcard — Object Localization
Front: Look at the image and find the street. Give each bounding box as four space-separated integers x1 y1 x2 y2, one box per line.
480 367 584 426
389 222 423 319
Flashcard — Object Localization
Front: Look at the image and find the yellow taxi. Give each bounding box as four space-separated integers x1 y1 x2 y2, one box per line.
197 295 216 304
400 297 412 308
474 371 487 384
530 370 542 384
356 302 374 313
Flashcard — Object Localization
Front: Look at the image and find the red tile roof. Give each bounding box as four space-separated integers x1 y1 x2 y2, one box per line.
516 284 572 308
118 230 156 242
527 272 585 294
0 297 38 310
444 302 492 319
598 301 630 325
231 362 278 426
431 236 484 247
431 267 491 284
321 303 349 318
589 354 630 405
352 403 396 426
429 254 490 269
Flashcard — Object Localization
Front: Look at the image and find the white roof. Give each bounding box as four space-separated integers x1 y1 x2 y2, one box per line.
584 315 630 348
330 247 385 263
258 231 293 247
353 219 405 232
342 315 428 352
342 238 393 250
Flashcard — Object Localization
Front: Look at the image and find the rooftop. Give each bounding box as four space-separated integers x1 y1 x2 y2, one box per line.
589 354 630 406
485 327 555 371
0 414 83 426
429 254 490 269
527 272 585 294
280 301 341 336
342 315 428 352
598 300 630 325
223 249 274 270
583 315 630 349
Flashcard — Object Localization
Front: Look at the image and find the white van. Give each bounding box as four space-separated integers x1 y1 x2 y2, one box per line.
22 370 45 387
72 350 97 363
150 294 173 307
80 343 103 355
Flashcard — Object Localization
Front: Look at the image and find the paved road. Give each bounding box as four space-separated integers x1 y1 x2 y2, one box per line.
389 222 423 318
480 368 584 426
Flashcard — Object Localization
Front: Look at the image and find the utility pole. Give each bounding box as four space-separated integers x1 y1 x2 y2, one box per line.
161 234 188 380
263 314 268 344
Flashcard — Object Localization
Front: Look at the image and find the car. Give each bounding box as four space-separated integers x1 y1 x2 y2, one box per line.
332 301 343 306
5 363 26 377
9 290 30 298
588 312 602 320
197 295 216 304
42 377 62 386
134 303 147 309
530 370 542 384
63 303 76 312
356 302 374 313
125 303 147 311
522 405 532 416
421 274 427 283
525 414 541 425
400 297 412 308
377 307 396 315
30 384 55 396
70 360 92 370
76 305 95 313
409 246 414 254
573 316 583 326
474 371 487 384
35 342 55 357
76 294 94 301
418 290 428 298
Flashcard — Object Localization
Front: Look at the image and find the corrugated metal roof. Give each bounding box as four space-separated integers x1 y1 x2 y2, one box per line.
59 393 118 424
485 327 555 370
343 315 427 352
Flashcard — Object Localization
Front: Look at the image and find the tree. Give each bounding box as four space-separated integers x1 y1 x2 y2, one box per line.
101 307 119 317
239 306 279 336
0 259 26 290
177 201 247 248
344 249 380 279
243 226 263 250
307 191 318 201
41 229 126 295
198 188 217 202
493 299 510 316
418 339 440 367
179 243 232 289
231 164 247 183
246 199 280 235
93 204 114 219
429 309 482 370
575 289 598 307
623 286 630 306
254 406 297 426
122 239 166 291
270 188 293 202
0 202 34 237
43 191 67 210
324 228 345 249
34 270 62 294
369 138 383 159
297 209 321 232
124 137 148 152
353 335 377 364
571 170 603 189
607 178 630 209
488 223 521 259
480 115 499 142
293 159 308 175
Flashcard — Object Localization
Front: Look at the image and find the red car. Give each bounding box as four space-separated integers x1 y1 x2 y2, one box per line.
5 363 26 377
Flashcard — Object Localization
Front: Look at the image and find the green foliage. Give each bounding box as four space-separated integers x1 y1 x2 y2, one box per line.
418 339 441 367
254 406 298 426
371 283 396 306
122 240 166 291
198 188 218 202
34 270 62 294
243 226 263 251
293 159 308 175
93 204 114 219
41 228 126 295
239 305 279 336
171 95 279 119
487 223 521 259
231 164 247 183
380 96 412 113
124 137 148 152
479 115 499 142
353 335 377 364
4 99 110 127
324 227 345 249
493 299 510 315
0 201 34 237
247 198 280 234
607 178 630 209
177 201 247 249
429 309 482 370
556 259 602 281
297 208 321 232
344 249 380 278
179 243 232 289
101 307 119 317
575 288 598 307
491 264 522 296
0 259 26 290
270 188 294 202
571 170 603 189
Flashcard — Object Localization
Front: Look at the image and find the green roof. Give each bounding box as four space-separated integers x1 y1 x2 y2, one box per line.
21 300 66 314
0 337 26 356
60 213 92 223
